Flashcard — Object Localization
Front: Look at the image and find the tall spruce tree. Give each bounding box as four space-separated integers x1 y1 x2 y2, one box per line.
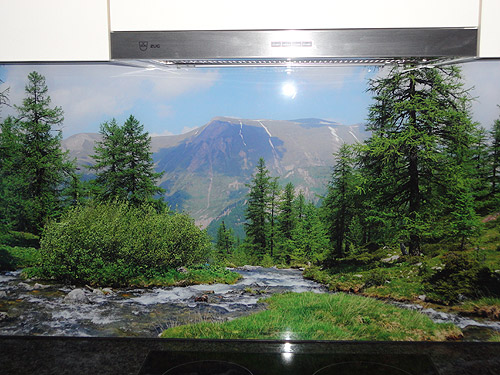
245 157 271 256
489 111 500 200
14 71 74 234
323 143 356 257
364 65 477 255
216 220 235 254
91 115 164 206
0 116 24 232
268 178 280 257
278 182 296 240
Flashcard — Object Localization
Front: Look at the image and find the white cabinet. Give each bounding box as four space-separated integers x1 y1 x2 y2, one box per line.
0 0 109 62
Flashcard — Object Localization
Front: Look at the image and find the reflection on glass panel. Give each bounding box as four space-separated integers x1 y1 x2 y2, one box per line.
0 62 499 342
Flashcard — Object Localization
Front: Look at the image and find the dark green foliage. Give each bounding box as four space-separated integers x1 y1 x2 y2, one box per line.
37 201 211 286
13 71 75 234
323 144 357 257
290 202 329 264
489 110 500 201
424 252 500 304
244 158 271 256
216 220 235 254
278 182 296 240
0 117 25 233
91 115 164 206
362 66 478 255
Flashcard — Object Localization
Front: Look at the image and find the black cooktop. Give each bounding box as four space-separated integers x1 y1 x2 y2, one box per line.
139 350 438 375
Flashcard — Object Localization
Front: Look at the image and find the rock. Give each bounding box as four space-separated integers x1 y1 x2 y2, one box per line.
18 282 33 290
64 289 90 304
177 267 188 273
353 274 363 278
0 312 9 322
33 283 49 290
415 263 423 267
195 295 208 303
418 295 426 302
92 288 105 296
102 288 113 295
431 266 443 271
381 255 400 263
239 265 262 271
0 291 7 298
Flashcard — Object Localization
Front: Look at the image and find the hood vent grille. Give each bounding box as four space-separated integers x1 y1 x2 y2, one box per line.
110 29 478 67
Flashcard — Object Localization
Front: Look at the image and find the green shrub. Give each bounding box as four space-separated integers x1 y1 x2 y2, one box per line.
365 268 390 287
424 252 500 304
38 201 211 285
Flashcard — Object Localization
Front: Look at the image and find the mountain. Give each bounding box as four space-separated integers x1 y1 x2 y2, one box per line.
62 117 369 229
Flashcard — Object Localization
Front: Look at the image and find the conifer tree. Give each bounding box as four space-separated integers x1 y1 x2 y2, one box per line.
0 116 24 231
268 178 280 257
91 115 164 206
364 66 477 255
489 111 500 200
14 71 74 234
323 143 356 257
216 220 235 254
245 157 271 256
278 182 296 240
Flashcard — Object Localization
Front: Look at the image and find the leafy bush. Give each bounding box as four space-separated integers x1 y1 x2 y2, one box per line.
365 268 390 287
423 252 500 304
38 201 211 285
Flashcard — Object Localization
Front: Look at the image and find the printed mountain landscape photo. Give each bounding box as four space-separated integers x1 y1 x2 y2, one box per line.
1 62 500 341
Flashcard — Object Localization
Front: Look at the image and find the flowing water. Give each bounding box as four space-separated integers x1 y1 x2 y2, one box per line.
0 267 498 340
0 267 325 337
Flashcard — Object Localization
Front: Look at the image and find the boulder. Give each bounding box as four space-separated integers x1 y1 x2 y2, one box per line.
418 295 426 302
64 289 90 304
0 291 7 298
177 267 189 273
381 255 400 263
194 295 208 303
0 312 9 322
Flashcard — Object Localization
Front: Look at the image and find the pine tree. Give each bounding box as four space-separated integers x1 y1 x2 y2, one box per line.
291 202 329 264
364 66 477 255
278 182 296 240
469 126 490 213
91 115 164 206
245 157 271 256
268 178 280 258
0 116 24 232
216 220 235 254
489 111 500 200
323 143 356 257
14 71 74 234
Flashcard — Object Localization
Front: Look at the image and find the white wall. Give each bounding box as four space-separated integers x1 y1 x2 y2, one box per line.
0 0 109 62
1 0 499 61
109 0 480 31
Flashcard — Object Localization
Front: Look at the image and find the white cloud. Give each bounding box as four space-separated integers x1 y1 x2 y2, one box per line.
181 125 199 134
150 129 174 137
1 64 219 136
461 60 500 128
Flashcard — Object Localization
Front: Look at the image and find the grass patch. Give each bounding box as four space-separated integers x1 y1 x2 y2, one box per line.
128 265 241 287
303 263 424 301
0 245 40 271
160 292 461 341
460 298 500 320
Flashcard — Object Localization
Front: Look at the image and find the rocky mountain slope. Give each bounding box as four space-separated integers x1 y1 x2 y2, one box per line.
62 117 368 229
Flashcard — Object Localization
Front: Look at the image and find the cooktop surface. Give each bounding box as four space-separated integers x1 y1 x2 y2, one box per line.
139 351 438 375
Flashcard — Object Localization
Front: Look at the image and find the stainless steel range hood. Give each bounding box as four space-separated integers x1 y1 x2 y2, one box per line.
110 28 478 67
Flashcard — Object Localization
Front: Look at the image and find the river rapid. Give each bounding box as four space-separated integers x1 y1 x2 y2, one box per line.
0 267 325 337
0 267 498 339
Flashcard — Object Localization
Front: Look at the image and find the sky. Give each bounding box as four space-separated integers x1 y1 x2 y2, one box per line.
0 60 499 139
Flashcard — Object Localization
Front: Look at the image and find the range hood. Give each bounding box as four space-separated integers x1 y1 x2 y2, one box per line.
0 0 498 64
110 28 478 67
